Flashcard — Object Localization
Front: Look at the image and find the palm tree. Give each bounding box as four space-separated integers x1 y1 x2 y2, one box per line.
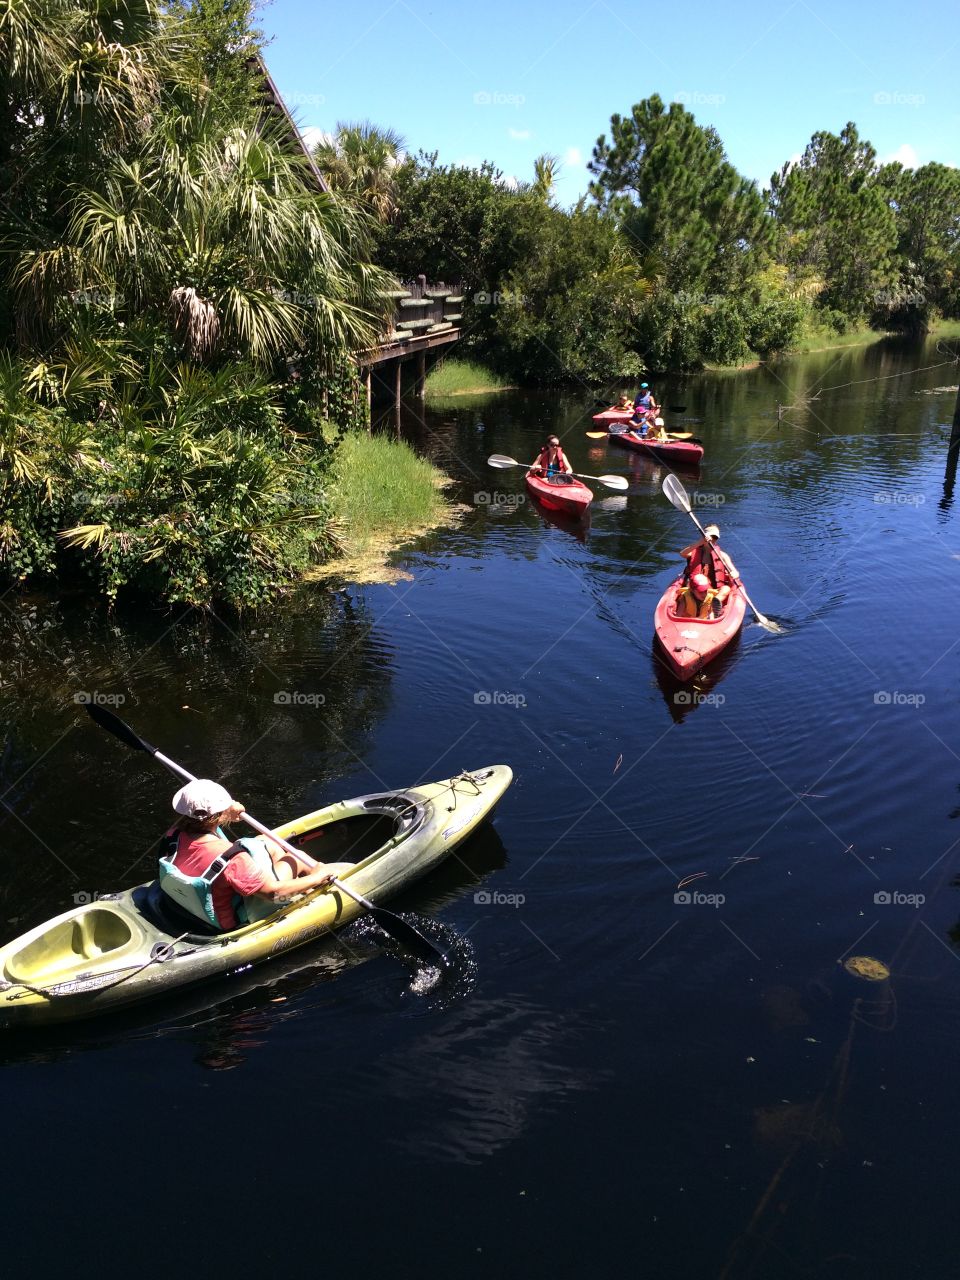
532 153 560 204
14 105 394 368
314 122 406 223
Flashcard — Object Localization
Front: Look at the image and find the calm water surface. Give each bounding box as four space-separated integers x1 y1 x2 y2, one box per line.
2 337 960 1278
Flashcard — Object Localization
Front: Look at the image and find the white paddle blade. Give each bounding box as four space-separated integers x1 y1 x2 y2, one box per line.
598 474 628 491
654 416 664 426
661 473 691 512
487 454 519 469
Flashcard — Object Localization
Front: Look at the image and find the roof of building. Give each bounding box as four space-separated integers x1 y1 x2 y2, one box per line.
249 52 329 193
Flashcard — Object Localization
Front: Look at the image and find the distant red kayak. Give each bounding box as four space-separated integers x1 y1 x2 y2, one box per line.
609 429 703 465
592 405 634 424
653 576 746 680
524 471 593 517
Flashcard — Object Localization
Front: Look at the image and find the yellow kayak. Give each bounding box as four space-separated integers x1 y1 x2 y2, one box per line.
0 766 512 1028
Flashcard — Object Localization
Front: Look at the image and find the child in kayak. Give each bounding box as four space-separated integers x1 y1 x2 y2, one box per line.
677 524 738 616
676 571 719 618
158 779 338 931
531 435 572 478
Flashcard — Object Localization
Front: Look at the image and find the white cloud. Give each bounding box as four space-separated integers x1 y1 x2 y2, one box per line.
300 126 332 152
508 127 532 141
882 143 920 169
502 174 520 189
565 146 583 167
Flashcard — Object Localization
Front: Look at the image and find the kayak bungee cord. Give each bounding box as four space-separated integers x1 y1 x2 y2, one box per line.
444 771 484 810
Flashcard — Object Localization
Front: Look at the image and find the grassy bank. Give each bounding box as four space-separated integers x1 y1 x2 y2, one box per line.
424 358 514 397
308 432 455 584
705 317 960 373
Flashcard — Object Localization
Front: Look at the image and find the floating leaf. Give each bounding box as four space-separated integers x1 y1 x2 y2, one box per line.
844 955 890 982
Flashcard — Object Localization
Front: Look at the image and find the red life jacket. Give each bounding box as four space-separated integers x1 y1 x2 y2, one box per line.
537 445 568 474
685 542 730 589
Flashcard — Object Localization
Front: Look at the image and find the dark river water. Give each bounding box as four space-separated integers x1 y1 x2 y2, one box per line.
2 336 960 1278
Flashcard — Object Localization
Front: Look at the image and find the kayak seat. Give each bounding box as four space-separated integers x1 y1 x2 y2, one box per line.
544 474 574 486
134 883 221 940
668 602 726 622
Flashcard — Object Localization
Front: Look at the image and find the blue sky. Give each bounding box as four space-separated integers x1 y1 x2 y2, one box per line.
260 0 959 206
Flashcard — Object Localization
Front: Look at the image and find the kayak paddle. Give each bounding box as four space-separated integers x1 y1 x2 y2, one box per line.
586 429 703 444
661 474 783 634
487 453 627 491
84 704 448 966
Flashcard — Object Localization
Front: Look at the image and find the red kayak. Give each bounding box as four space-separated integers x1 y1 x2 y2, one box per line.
592 405 635 424
653 576 746 680
609 429 703 465
524 471 593 518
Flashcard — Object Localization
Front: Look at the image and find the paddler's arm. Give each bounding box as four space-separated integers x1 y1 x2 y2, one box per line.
250 864 337 900
221 801 289 858
719 549 739 579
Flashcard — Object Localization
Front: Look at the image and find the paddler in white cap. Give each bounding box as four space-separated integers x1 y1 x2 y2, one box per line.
677 523 738 617
156 780 336 931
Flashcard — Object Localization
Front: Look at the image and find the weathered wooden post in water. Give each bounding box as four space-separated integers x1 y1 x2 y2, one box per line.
943 380 960 508
415 349 426 399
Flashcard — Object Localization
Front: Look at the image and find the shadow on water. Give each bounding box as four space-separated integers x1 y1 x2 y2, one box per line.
652 629 745 722
0 824 509 1068
527 493 590 542
0 590 397 926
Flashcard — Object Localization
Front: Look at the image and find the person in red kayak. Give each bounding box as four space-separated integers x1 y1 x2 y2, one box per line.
631 383 660 436
157 779 339 931
531 435 572 477
634 383 658 415
676 523 738 617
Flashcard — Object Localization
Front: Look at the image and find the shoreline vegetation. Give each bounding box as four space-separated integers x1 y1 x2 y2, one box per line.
424 318 960 388
424 359 516 398
307 433 458 585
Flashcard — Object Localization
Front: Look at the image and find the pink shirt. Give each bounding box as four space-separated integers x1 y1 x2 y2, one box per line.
167 830 268 929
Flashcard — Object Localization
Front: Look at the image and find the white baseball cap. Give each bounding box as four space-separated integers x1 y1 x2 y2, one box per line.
172 779 234 818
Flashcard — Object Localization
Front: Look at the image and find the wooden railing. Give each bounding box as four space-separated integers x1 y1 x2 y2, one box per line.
383 275 464 345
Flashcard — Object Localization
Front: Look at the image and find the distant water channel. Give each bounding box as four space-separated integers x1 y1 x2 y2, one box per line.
2 335 960 1277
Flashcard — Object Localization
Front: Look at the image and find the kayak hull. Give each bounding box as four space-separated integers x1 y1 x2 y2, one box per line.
0 766 513 1028
653 577 746 680
524 472 593 517
610 430 703 465
592 406 634 424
